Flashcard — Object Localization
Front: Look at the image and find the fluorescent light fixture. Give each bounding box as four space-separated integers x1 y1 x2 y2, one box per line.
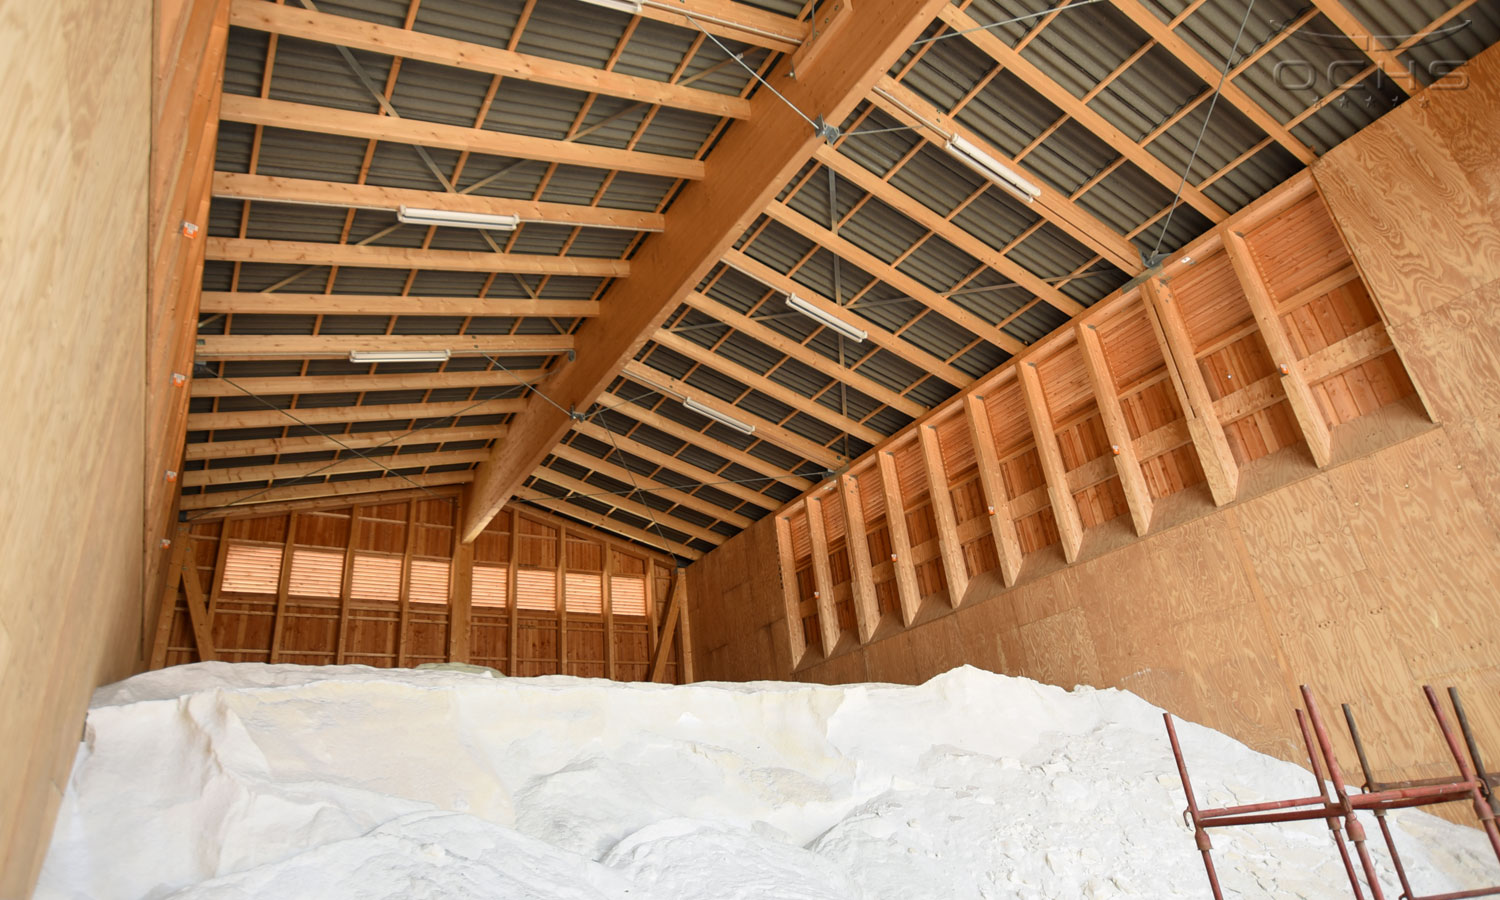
944 135 1042 204
396 206 520 231
785 294 867 342
682 398 756 435
349 350 452 364
576 0 643 12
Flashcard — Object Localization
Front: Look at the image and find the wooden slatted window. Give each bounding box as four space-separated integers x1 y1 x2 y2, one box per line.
610 575 646 616
514 568 556 611
859 469 886 522
220 544 282 594
789 511 811 561
895 443 928 503
288 548 342 598
822 494 846 543
937 415 976 480
351 553 401 602
409 559 450 604
564 572 603 614
473 564 508 608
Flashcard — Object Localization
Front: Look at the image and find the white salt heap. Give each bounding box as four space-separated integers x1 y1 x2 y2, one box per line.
36 663 1498 899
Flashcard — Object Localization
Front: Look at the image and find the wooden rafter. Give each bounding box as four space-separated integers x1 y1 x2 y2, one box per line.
204 237 628 277
200 292 599 318
547 441 753 530
195 334 573 360
185 448 489 487
190 370 546 398
461 0 955 541
566 418 772 511
186 397 524 430
178 470 475 511
185 424 507 460
517 487 702 560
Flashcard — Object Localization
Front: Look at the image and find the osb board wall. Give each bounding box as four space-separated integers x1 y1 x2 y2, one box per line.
687 44 1500 798
0 1 151 895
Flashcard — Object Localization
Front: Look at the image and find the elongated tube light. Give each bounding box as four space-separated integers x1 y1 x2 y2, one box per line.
396 206 520 231
682 397 756 435
349 350 452 364
785 294 867 342
944 135 1042 204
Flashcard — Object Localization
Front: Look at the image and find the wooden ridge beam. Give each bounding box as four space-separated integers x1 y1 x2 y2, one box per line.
1018 362 1084 563
1075 323 1155 536
204 237 629 277
720 248 969 387
229 0 753 119
1105 0 1318 165
200 292 600 318
1224 230 1333 466
828 99 1139 276
461 0 954 542
963 393 1023 587
195 334 574 360
875 450 921 626
183 448 490 487
764 201 1037 352
931 6 1230 222
547 441 754 530
838 473 880 642
594 390 818 492
219 94 706 181
211 172 665 233
527 467 726 546
621 360 847 468
649 328 887 446
186 425 505 460
518 488 702 560
190 369 546 398
178 470 475 511
187 397 524 430
918 422 970 605
680 291 925 417
566 418 773 510
804 496 842 656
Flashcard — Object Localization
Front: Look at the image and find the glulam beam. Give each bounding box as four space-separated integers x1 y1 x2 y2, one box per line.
1018 362 1084 563
918 423 970 605
204 237 629 277
963 392 1023 586
1075 323 1154 536
838 473 880 642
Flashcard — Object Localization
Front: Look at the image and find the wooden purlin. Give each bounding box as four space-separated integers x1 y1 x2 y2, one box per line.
462 0 958 542
204 236 629 277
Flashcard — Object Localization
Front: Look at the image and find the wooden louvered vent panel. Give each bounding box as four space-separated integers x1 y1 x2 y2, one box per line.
515 568 557 611
220 544 282 594
822 493 846 543
937 415 976 481
859 469 885 522
351 553 401 602
610 575 646 616
288 549 342 598
473 564 508 608
409 559 450 604
564 572 603 614
789 511 811 561
895 443 927 503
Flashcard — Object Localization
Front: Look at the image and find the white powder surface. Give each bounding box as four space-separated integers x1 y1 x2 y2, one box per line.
35 663 1497 899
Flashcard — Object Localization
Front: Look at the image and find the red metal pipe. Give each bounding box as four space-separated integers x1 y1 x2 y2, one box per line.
1164 713 1225 900
1424 686 1500 864
1303 686 1388 900
1303 708 1366 899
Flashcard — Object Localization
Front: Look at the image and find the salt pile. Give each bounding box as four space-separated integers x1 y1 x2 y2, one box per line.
36 663 1497 899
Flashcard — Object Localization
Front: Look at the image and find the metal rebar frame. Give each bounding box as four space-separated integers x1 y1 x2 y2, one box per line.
1164 685 1500 900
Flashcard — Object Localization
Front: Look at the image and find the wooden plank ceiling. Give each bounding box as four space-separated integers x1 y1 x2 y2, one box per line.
177 0 1498 558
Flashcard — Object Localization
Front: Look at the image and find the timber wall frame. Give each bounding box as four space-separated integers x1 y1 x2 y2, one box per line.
772 169 1420 668
153 490 694 683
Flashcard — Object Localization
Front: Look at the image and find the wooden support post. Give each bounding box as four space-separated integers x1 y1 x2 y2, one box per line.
396 501 416 668
963 393 1023 587
679 588 695 685
1076 323 1155 536
207 529 230 621
648 568 686 683
179 541 217 663
269 513 297 663
644 559 660 663
149 533 189 670
876 450 921 625
918 422 970 606
1143 278 1240 505
335 506 360 665
1224 230 1334 467
507 514 520 675
838 472 880 642
805 497 841 657
448 505 473 664
556 526 568 675
774 514 808 664
603 547 616 680
1018 363 1084 563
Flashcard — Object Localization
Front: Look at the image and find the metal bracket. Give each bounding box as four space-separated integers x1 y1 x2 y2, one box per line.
813 116 841 144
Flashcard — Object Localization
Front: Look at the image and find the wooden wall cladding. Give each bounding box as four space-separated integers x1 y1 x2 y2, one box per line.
155 497 688 685
690 43 1500 808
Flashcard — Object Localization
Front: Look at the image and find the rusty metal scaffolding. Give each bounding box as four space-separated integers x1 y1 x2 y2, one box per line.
1165 685 1500 900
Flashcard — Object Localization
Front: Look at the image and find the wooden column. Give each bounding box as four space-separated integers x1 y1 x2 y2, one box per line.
395 501 417 668
269 512 298 663
179 541 217 663
648 569 686 683
963 393 1023 587
335 506 360 665
1143 277 1240 505
1018 363 1084 563
149 533 189 670
774 514 807 664
556 526 568 675
1224 230 1334 467
838 472 879 641
876 450 921 625
506 522 520 675
207 529 231 621
448 501 473 664
805 497 841 657
603 547 616 679
918 422 970 606
1076 323 1155 536
679 589 695 684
